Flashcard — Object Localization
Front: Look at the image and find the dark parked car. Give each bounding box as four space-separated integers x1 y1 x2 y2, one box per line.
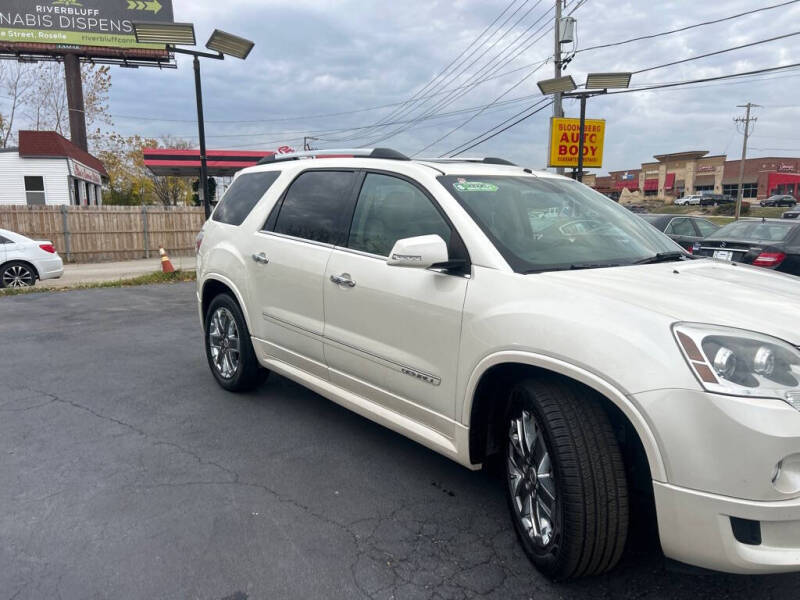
761 194 797 207
698 193 734 206
783 206 800 219
641 214 720 251
693 218 800 276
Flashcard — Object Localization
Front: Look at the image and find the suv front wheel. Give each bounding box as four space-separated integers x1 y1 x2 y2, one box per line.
504 378 628 580
205 293 267 392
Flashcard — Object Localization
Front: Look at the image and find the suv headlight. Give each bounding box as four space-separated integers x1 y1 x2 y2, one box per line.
673 323 800 409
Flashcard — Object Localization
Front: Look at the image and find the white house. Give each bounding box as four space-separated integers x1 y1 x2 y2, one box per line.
0 130 107 206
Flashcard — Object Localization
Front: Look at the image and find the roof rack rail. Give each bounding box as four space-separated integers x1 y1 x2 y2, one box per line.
257 147 410 165
416 156 517 166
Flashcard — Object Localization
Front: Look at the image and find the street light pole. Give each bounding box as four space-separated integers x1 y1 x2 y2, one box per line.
193 54 210 218
576 94 586 183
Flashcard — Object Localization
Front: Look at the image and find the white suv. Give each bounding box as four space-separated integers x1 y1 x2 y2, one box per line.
196 149 800 580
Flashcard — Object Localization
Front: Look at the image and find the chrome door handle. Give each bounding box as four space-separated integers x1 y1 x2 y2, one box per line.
330 273 356 288
252 252 269 264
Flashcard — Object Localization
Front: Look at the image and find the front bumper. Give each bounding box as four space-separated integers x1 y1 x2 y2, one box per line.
655 482 800 573
636 388 800 573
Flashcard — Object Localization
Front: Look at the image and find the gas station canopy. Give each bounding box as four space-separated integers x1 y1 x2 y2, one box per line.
143 148 275 177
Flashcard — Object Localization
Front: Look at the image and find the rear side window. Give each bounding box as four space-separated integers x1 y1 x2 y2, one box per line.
0 235 9 244
212 170 281 226
272 170 356 244
694 219 718 237
665 218 694 236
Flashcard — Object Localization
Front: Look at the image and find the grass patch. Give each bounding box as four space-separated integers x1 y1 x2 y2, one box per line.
0 270 196 297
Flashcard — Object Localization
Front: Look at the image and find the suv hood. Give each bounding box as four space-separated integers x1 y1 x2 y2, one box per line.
544 259 800 345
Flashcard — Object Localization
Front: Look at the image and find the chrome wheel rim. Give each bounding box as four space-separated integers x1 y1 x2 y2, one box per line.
208 307 240 379
2 265 34 288
508 408 557 547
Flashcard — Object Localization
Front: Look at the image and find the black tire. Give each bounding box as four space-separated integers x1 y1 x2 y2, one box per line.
0 261 37 288
503 377 628 580
204 293 267 392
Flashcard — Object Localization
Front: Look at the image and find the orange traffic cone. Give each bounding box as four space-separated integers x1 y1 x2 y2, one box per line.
159 247 175 273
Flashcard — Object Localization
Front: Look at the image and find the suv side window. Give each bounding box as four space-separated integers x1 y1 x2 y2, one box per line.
213 170 281 226
666 218 695 236
272 170 356 245
348 172 451 257
0 235 9 244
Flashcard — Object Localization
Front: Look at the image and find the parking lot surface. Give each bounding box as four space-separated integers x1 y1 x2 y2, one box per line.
2 283 799 599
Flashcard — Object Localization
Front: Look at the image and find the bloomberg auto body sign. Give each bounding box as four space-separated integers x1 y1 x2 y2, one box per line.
0 0 173 50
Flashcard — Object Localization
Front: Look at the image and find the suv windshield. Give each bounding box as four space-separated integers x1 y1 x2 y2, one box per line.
440 175 679 273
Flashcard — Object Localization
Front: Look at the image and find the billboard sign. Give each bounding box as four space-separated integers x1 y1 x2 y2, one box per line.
548 117 606 169
0 0 173 52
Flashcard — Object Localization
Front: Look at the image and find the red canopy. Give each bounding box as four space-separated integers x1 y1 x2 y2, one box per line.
615 179 639 191
643 178 658 191
664 173 676 190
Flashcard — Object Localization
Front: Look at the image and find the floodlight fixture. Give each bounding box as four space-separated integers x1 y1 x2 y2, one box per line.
537 75 577 95
585 72 632 90
132 21 196 46
206 29 255 60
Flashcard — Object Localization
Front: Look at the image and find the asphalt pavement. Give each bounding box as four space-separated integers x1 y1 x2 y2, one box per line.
1 283 799 599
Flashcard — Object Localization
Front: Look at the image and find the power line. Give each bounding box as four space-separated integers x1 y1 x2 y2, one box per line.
631 31 800 75
367 0 526 130
360 0 535 139
606 62 800 95
441 97 551 157
346 1 550 146
576 0 800 54
449 101 553 156
361 8 555 147
413 58 550 155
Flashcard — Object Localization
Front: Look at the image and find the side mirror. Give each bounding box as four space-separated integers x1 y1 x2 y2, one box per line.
387 234 448 269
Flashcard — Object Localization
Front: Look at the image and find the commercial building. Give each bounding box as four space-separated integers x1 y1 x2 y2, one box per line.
590 151 800 202
0 130 107 206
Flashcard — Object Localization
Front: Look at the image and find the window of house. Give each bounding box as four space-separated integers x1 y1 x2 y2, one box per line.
271 170 356 244
24 176 46 205
347 173 452 257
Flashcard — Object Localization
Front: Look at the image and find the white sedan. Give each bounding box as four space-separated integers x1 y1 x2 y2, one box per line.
0 228 63 288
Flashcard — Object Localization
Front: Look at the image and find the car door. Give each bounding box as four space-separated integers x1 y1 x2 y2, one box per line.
248 169 358 380
322 171 469 434
665 217 699 250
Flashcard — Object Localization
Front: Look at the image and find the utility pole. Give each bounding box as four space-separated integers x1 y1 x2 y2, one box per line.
553 0 564 175
734 102 759 220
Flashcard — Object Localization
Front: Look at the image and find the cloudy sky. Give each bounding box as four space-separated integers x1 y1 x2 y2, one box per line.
107 0 800 173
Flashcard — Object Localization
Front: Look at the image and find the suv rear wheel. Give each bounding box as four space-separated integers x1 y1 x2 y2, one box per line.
504 378 628 580
205 293 267 392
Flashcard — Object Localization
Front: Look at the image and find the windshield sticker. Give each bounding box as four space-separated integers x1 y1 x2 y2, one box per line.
453 181 499 193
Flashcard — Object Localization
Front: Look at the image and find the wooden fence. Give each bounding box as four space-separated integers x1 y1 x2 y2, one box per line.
0 205 205 263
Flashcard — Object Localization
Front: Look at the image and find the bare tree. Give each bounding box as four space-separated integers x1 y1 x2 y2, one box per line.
0 62 36 147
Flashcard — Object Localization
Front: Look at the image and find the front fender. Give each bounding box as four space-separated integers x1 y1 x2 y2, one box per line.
461 350 667 482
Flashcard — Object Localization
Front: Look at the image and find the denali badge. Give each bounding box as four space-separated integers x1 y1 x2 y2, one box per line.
401 367 441 386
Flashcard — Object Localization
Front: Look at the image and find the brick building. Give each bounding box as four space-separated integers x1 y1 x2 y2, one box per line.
591 151 800 202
